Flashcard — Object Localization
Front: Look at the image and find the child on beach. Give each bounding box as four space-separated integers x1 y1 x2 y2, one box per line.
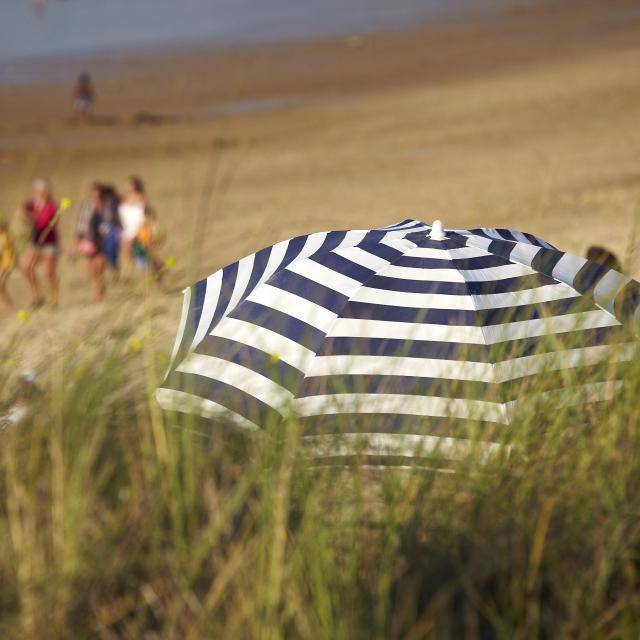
0 221 15 312
133 208 166 278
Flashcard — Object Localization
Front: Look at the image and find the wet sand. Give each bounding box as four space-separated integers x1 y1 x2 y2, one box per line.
1 0 640 360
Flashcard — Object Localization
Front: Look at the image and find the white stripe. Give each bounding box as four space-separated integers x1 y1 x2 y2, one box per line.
307 355 494 380
552 253 588 285
380 236 417 251
380 262 535 282
303 432 503 461
286 259 363 297
463 234 492 252
380 220 422 230
511 230 530 244
327 310 619 344
593 269 630 315
165 286 192 377
333 246 391 272
507 380 622 414
335 229 369 250
191 271 222 349
327 318 486 343
407 246 489 259
212 317 314 370
482 309 619 343
508 242 540 267
177 353 293 409
246 283 337 330
351 282 578 310
260 240 289 286
298 231 328 260
492 342 635 382
294 393 508 423
221 253 255 317
305 342 635 383
156 388 258 429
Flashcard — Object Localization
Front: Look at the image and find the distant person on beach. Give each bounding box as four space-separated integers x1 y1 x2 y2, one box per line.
75 182 108 302
118 176 147 280
73 72 95 120
19 178 60 309
586 245 622 272
0 221 15 312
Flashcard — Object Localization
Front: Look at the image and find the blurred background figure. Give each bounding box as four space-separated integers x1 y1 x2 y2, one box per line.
73 72 95 120
118 176 147 281
75 182 108 302
19 178 60 309
134 207 166 281
0 220 15 312
100 185 122 276
586 245 622 272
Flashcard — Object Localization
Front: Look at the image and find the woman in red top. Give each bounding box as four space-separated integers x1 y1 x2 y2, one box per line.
20 178 60 308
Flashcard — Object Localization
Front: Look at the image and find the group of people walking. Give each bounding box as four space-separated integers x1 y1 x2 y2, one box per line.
0 176 165 312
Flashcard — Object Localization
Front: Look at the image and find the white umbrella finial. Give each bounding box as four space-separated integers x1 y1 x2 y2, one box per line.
430 219 446 240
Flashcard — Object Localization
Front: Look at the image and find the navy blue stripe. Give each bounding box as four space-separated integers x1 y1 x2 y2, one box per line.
340 302 477 325
356 241 405 262
209 261 238 327
279 235 308 270
270 269 348 313
301 374 494 400
495 228 516 242
162 372 282 426
391 254 512 269
310 251 376 283
194 335 304 391
406 235 465 251
317 230 348 254
573 261 611 295
531 248 565 274
229 301 325 348
614 280 640 324
245 246 272 295
319 326 626 360
363 273 555 295
300 413 500 438
320 337 488 360
478 296 593 325
522 232 546 248
300 365 626 403
338 297 589 325
191 279 208 334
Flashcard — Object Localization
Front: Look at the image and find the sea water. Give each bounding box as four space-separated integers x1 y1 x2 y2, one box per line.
0 0 520 62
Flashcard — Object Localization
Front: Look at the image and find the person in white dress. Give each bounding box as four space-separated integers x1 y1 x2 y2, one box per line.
118 176 146 280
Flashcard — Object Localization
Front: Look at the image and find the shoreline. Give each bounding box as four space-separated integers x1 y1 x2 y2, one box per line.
3 0 639 126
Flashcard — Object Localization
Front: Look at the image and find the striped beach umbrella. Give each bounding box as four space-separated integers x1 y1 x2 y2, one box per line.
157 219 639 463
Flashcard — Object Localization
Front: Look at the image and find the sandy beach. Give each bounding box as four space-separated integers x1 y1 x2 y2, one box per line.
1 0 640 359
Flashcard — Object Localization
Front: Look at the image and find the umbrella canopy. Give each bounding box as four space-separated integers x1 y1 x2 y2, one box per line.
157 219 639 462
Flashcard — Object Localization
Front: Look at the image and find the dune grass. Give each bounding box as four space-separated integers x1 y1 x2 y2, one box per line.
1 312 640 640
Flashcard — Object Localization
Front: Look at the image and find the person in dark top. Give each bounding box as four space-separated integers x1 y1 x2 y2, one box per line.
100 185 122 275
75 183 108 302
